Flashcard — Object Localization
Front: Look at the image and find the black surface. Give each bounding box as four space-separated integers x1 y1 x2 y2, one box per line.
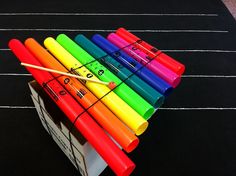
0 0 236 175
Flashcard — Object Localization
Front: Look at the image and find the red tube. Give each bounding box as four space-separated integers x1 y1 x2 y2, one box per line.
116 27 185 75
9 39 135 176
24 38 139 153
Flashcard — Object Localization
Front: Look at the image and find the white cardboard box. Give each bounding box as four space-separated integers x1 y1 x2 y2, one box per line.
28 80 107 176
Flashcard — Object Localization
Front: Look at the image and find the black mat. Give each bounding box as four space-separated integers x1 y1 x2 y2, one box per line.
0 0 236 175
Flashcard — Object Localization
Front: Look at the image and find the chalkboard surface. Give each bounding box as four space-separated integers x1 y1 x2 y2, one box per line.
0 0 236 175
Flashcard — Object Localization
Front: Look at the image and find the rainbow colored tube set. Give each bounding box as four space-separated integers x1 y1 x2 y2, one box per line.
8 27 185 176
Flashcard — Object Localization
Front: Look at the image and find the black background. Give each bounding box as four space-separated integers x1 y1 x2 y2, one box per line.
0 0 236 175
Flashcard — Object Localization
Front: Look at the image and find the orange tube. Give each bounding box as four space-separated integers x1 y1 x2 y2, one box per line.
25 38 139 153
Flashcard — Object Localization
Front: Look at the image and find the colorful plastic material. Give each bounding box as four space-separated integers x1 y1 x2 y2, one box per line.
107 33 181 88
44 37 148 135
92 34 173 96
9 39 135 176
116 27 185 75
25 38 139 153
75 34 164 109
56 34 155 118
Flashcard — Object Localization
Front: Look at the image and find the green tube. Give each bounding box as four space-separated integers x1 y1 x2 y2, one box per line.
56 34 155 119
75 34 164 109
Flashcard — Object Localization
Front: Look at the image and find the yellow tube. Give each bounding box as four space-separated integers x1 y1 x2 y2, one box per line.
44 37 148 135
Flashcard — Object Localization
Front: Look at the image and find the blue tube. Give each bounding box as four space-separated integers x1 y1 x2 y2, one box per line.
92 34 173 96
74 34 165 108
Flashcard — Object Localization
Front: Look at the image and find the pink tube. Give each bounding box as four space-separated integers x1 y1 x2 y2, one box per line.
107 33 181 88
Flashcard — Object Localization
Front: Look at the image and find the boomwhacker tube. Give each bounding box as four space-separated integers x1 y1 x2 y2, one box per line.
75 34 165 109
107 33 181 88
25 38 139 153
116 27 185 75
9 39 135 176
56 34 155 118
44 37 148 135
92 34 173 96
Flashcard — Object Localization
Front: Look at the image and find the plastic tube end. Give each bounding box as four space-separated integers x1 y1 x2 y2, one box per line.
122 164 136 176
172 76 182 88
143 107 155 119
135 121 149 136
154 96 165 109
164 87 173 97
125 138 139 153
177 65 186 75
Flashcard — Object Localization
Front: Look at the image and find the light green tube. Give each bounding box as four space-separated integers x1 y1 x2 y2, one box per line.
56 34 155 119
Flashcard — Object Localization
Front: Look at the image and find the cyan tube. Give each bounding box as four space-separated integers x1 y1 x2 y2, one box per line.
44 37 148 136
92 34 173 96
74 34 164 108
56 34 154 119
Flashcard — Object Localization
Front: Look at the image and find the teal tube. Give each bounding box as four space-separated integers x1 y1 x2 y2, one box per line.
57 34 155 119
74 34 164 109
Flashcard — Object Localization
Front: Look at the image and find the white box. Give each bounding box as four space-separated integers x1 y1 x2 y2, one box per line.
28 80 107 176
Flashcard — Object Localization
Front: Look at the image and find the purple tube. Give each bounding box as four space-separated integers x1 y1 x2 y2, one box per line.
92 34 173 96
107 33 181 88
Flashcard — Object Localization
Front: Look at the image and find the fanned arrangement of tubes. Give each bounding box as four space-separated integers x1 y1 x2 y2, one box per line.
9 27 185 176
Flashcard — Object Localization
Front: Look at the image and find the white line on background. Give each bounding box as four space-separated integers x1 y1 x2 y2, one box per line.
0 73 32 76
182 75 236 78
0 73 236 78
162 49 236 53
0 106 235 110
0 13 219 16
0 28 228 33
2 49 236 52
159 107 236 110
0 105 35 109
